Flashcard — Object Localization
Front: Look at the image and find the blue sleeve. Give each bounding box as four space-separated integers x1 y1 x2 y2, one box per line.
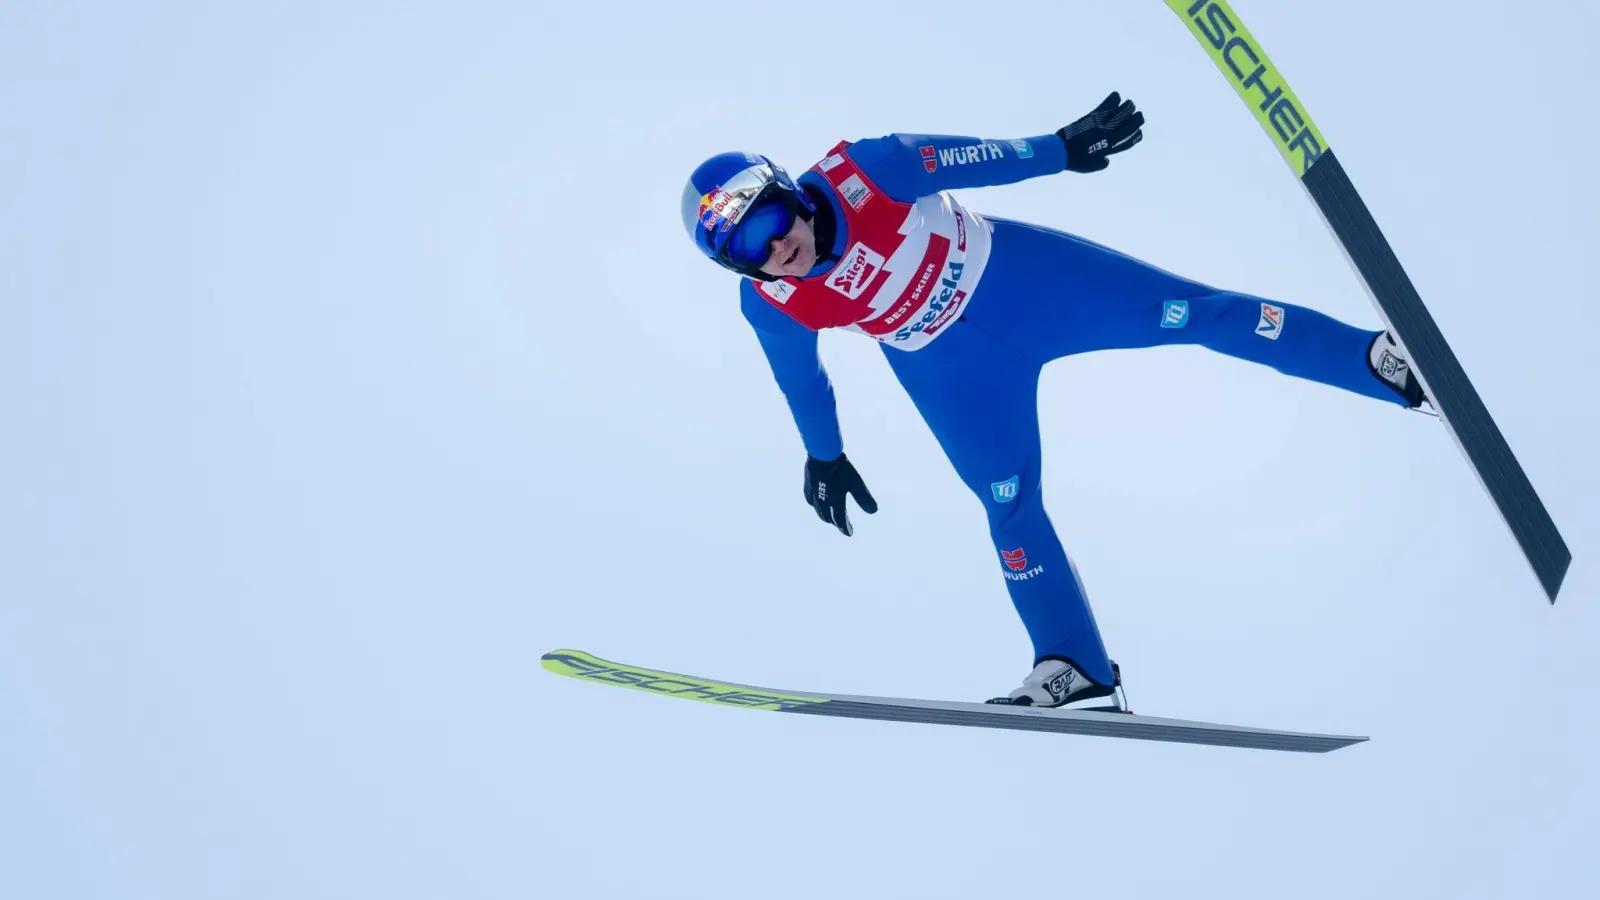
739 281 845 462
846 132 1067 203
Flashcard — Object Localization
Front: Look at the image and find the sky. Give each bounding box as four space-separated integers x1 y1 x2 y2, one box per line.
2 1 1596 898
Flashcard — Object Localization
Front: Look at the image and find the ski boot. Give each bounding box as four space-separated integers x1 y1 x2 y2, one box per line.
1368 331 1430 410
986 657 1127 712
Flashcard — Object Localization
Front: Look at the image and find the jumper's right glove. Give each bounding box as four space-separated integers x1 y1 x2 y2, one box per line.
803 453 878 537
1057 92 1145 173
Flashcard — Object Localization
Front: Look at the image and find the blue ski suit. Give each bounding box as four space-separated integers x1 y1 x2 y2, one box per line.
739 132 1406 687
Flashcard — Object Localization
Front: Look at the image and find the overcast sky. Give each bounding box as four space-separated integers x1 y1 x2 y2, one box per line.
3 2 1596 898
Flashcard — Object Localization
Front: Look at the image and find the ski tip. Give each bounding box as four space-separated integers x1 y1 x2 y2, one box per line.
538 648 831 712
541 648 592 672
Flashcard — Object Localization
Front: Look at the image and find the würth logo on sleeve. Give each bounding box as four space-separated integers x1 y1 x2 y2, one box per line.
919 145 938 172
937 141 1005 167
829 242 887 300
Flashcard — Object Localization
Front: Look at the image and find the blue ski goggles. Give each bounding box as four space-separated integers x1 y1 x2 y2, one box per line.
724 188 800 270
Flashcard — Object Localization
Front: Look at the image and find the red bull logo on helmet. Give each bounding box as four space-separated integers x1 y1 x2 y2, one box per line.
698 189 741 233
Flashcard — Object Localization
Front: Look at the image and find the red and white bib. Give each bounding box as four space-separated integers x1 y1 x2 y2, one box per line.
750 141 993 352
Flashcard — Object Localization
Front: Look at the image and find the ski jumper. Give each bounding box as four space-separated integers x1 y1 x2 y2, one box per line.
740 132 1407 685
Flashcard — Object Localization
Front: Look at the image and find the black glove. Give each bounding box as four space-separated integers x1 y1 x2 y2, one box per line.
803 453 878 537
1057 92 1145 173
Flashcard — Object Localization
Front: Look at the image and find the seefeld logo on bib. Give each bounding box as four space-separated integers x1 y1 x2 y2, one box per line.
893 260 965 342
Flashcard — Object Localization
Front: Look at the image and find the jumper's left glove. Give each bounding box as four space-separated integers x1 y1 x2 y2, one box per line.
803 453 878 537
1058 92 1145 173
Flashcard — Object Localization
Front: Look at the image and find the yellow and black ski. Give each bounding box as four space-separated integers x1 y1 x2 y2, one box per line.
1167 0 1570 602
542 649 1366 753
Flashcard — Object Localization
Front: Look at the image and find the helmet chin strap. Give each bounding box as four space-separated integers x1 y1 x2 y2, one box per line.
802 184 840 268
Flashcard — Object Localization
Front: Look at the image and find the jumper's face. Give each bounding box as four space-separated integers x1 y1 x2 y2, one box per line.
757 213 817 278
